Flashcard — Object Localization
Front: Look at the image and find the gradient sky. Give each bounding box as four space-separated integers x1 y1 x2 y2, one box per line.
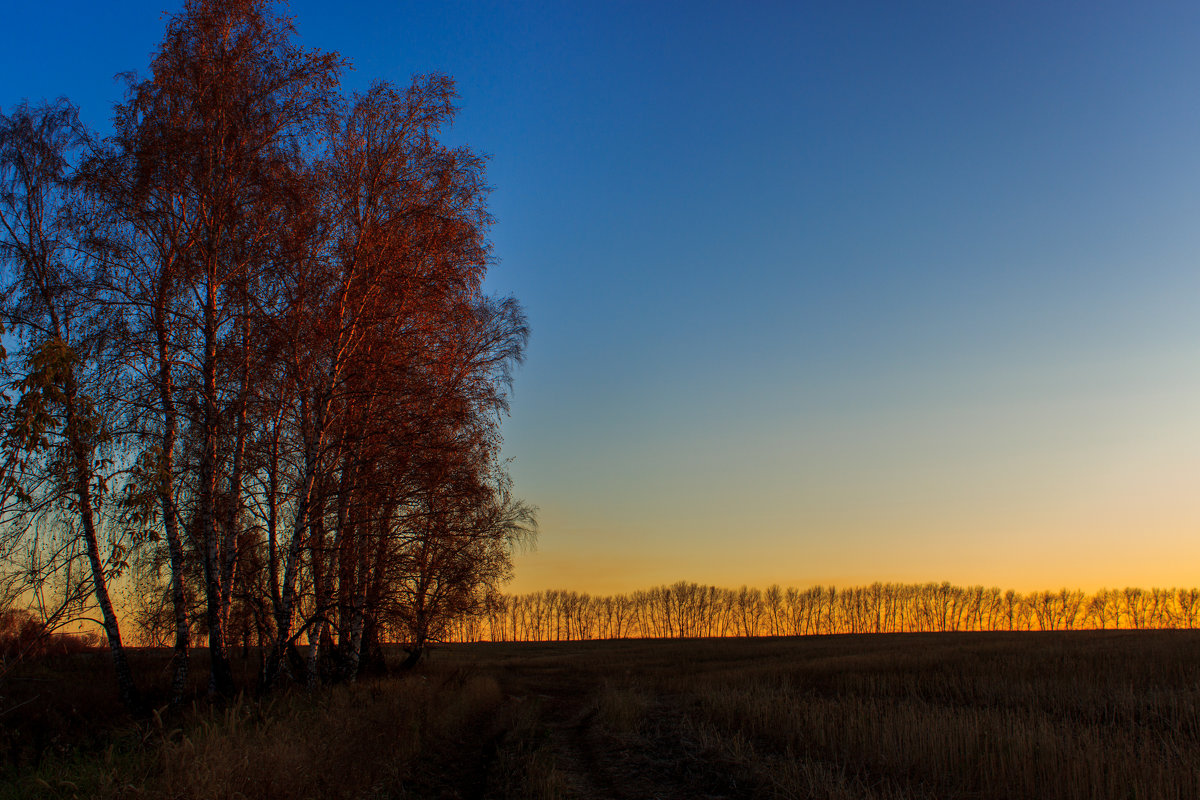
4 2 1200 594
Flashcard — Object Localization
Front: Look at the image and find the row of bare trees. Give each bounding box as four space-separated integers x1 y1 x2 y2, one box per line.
0 0 532 710
446 582 1200 642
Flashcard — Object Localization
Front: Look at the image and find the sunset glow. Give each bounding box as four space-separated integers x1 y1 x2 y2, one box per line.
4 1 1200 598
3 6 1200 797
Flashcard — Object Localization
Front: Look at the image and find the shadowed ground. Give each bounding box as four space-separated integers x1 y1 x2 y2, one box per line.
4 631 1199 799
415 631 1200 799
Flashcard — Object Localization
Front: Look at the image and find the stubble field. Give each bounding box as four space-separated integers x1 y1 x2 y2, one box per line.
4 630 1199 799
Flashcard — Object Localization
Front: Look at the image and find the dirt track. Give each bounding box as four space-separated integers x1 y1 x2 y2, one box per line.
488 665 751 800
408 643 758 799
5 632 1198 799
406 631 1200 800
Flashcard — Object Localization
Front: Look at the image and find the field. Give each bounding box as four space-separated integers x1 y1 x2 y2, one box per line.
3 631 1199 799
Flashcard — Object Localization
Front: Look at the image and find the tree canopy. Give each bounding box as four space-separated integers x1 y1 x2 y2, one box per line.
0 0 532 706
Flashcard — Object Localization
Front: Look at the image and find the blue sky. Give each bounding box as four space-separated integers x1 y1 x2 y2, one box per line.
5 1 1200 592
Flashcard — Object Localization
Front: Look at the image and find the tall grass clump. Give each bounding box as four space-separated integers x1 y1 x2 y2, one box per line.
657 632 1200 799
8 672 506 799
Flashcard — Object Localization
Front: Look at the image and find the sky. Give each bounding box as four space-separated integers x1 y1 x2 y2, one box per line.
3 1 1200 594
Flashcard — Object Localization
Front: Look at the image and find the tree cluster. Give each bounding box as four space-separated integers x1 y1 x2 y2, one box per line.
448 582 1200 641
0 0 531 709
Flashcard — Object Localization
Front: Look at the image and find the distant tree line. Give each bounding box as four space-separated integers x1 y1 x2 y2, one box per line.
0 0 531 710
444 582 1200 641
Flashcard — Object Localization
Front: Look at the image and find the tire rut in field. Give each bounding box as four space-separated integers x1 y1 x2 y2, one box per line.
492 668 757 800
479 668 629 799
566 707 628 799
504 678 634 799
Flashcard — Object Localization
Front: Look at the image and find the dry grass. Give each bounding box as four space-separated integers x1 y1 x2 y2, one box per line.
5 670 507 799
3 631 1198 799
484 698 572 800
452 631 1200 799
635 632 1200 799
590 684 649 736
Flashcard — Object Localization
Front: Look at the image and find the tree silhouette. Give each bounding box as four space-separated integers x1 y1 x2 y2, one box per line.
0 0 533 702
